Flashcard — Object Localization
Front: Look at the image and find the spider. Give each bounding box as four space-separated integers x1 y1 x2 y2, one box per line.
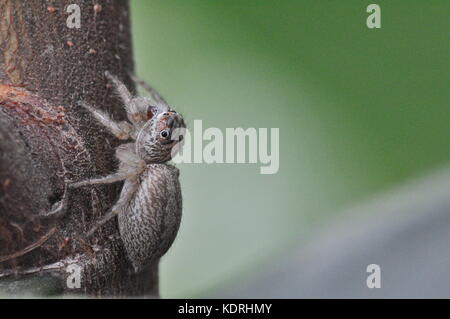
59 72 185 273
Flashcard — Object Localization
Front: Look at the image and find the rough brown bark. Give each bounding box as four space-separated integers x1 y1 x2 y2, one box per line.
0 0 159 297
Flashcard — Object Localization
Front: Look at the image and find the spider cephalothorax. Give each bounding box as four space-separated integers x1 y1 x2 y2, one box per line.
136 110 186 164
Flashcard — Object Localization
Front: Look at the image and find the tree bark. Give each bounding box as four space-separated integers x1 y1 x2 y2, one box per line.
0 0 159 297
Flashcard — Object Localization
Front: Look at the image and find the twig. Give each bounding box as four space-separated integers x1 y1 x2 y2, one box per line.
0 227 56 263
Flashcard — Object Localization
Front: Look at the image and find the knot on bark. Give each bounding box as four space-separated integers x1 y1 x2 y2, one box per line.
0 84 89 269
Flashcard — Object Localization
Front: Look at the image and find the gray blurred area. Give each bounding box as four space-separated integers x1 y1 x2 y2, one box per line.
215 167 450 298
132 1 450 297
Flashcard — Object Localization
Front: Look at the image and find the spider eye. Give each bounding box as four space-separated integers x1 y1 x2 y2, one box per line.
160 130 169 138
179 135 184 142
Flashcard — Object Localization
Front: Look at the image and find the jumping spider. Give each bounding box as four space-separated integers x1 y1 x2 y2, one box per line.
57 72 185 273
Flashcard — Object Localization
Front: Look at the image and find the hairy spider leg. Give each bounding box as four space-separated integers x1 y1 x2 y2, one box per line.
78 101 132 140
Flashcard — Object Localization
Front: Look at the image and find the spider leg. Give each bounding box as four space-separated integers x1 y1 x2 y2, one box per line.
41 153 142 218
86 178 140 237
105 71 144 125
0 261 67 279
0 256 81 279
78 101 132 140
105 71 134 108
129 96 156 126
129 73 170 111
70 172 130 189
116 143 145 170
39 172 127 218
0 228 56 263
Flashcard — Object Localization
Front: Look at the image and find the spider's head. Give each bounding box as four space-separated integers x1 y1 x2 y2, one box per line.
136 108 186 163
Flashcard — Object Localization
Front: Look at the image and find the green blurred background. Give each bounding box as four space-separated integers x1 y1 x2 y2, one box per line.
130 1 449 298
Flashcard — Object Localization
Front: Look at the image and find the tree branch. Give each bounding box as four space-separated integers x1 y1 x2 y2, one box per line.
0 0 159 297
